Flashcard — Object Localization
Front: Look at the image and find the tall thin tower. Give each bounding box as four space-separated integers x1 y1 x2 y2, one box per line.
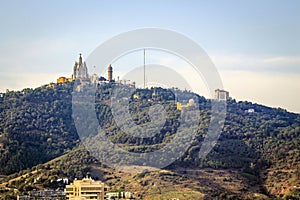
144 48 146 88
108 64 113 82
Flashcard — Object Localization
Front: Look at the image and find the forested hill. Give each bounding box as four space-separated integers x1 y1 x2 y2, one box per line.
0 81 299 184
0 83 78 174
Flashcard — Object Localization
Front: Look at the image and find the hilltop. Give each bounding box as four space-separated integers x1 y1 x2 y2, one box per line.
0 81 299 199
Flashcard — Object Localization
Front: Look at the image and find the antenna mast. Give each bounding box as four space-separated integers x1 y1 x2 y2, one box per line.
144 48 146 88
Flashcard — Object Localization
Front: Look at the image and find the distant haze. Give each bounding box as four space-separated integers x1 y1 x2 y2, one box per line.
0 0 299 113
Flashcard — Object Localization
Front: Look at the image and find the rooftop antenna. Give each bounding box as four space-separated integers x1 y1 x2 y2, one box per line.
144 48 146 88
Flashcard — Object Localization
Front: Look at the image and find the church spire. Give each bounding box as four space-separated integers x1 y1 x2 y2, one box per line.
73 53 89 80
79 53 82 66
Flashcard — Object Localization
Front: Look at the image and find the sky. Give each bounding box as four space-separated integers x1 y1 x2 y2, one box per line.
0 0 299 113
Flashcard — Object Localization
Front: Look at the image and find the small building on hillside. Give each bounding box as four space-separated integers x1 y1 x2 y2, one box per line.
214 89 229 101
17 189 65 200
245 108 255 113
57 76 73 84
65 177 106 200
176 99 195 110
106 191 134 200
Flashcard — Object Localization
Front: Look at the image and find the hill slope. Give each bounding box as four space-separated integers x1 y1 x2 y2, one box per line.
0 82 299 199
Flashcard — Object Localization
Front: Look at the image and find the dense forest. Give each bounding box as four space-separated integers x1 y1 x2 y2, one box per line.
0 81 299 199
0 83 79 174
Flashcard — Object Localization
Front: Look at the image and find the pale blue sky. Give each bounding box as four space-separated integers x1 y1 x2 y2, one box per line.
0 0 300 112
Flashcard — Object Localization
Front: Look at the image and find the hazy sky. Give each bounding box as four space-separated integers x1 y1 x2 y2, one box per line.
0 0 299 113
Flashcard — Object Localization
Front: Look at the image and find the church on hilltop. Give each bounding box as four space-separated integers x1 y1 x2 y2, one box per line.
72 53 88 80
57 54 89 84
56 53 136 88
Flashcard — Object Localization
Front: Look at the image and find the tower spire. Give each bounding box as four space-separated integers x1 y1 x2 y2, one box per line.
79 53 82 66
